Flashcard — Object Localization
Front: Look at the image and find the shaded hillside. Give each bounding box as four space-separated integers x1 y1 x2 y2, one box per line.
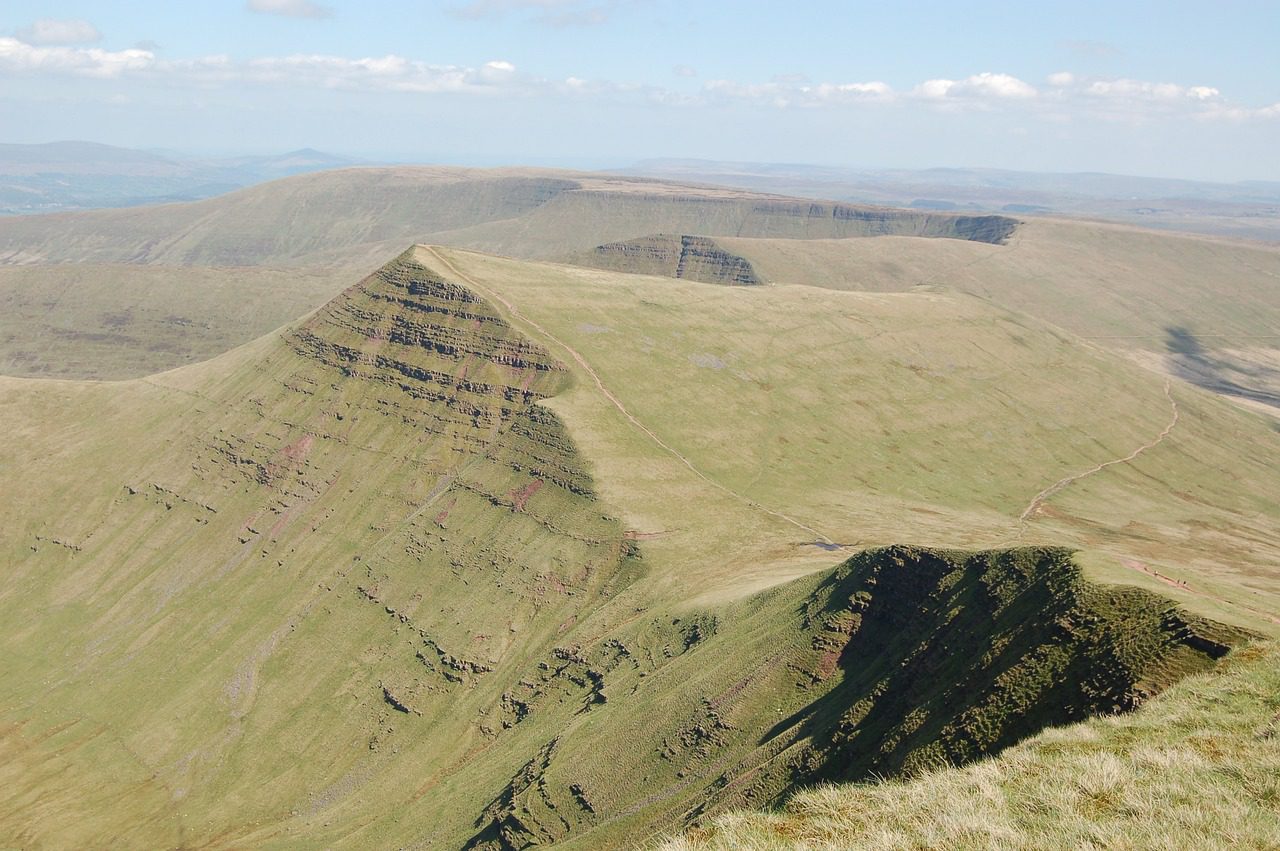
568 234 762 285
461 546 1245 850
664 638 1280 851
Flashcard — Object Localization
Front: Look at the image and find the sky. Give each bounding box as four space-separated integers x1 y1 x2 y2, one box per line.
1 1 1278 181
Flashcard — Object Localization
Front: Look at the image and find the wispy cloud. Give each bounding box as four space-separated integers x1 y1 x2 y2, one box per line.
1062 39 1122 59
450 0 629 27
704 78 892 108
14 18 101 45
0 38 524 93
699 70 1279 122
245 0 333 20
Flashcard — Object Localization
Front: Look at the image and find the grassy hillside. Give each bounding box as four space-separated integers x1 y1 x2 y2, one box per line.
0 264 352 379
1 246 1277 847
412 247 1280 629
2 167 1273 403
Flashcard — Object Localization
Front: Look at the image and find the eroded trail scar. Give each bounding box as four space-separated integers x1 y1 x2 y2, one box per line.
421 246 835 544
1020 380 1180 527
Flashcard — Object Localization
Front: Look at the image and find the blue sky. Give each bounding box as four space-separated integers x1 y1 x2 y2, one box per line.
2 1 1278 180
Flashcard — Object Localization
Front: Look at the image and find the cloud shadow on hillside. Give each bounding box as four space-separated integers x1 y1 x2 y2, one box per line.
1164 327 1280 420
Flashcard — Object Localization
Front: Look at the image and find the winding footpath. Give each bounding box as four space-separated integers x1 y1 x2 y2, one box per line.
1016 380 1280 626
421 246 836 545
1019 379 1179 526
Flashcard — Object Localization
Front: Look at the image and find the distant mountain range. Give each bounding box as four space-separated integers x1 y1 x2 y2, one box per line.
0 141 359 214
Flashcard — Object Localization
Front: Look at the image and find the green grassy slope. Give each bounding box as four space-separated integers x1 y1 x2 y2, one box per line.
2 246 1276 847
719 219 1280 345
0 251 641 847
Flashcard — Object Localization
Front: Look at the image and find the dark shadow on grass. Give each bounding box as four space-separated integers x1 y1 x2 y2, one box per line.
748 546 1245 803
1165 326 1280 411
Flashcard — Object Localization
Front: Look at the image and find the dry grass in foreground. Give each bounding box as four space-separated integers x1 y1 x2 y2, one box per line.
661 641 1280 851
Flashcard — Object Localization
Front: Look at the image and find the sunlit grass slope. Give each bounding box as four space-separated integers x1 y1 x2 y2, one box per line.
718 219 1280 414
0 246 1276 847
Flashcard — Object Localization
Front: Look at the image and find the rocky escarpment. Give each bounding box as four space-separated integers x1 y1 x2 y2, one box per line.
571 234 762 285
520 190 1019 259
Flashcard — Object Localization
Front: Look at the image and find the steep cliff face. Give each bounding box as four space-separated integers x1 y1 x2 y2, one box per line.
573 234 762 285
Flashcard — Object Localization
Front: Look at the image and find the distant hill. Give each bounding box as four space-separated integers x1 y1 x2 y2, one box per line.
0 141 359 214
0 165 1014 267
626 158 1280 242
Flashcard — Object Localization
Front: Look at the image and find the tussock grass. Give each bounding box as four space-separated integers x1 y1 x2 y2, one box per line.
662 642 1280 850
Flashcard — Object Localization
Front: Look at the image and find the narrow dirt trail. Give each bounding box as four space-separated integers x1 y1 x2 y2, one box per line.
1019 379 1179 528
420 246 835 544
1015 381 1279 627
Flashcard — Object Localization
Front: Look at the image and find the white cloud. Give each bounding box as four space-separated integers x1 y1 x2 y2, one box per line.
914 72 1037 101
0 37 153 78
14 18 101 45
246 0 333 19
673 64 696 78
1085 78 1187 101
811 81 893 102
1047 71 1074 87
914 79 955 100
